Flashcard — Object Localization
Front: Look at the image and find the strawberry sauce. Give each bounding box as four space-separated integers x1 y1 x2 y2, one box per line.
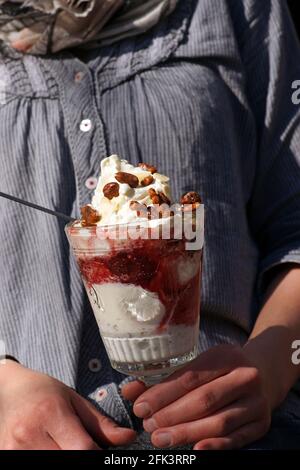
77 237 202 329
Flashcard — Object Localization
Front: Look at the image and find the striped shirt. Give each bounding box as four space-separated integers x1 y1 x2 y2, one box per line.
1 0 300 449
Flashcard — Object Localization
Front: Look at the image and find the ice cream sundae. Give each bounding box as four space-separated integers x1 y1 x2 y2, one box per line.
66 155 204 382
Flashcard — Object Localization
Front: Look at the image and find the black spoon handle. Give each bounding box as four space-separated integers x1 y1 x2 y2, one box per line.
0 191 75 223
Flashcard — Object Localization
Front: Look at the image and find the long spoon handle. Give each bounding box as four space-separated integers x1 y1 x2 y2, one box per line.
0 191 75 223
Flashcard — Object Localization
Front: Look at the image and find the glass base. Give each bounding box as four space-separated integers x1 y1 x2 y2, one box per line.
110 345 199 385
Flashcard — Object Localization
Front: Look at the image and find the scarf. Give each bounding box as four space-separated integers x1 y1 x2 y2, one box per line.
0 0 178 55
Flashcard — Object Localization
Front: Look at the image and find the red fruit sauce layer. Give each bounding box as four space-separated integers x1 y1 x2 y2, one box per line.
78 238 202 330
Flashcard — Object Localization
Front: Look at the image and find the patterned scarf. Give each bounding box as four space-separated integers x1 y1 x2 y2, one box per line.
0 0 178 55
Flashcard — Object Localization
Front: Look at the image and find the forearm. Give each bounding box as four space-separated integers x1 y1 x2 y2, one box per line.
244 265 300 409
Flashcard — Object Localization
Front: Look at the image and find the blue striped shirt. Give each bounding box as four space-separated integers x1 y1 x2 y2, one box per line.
1 0 300 448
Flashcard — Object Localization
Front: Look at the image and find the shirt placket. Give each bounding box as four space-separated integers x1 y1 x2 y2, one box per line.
47 56 107 213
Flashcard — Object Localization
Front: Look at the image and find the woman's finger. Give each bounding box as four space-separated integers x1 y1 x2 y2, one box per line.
121 381 147 402
41 394 100 450
193 420 270 450
149 397 265 448
143 367 258 431
48 411 101 450
71 392 137 447
133 345 250 419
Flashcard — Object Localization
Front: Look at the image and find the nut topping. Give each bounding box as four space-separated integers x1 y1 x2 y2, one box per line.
141 175 154 187
181 202 201 212
130 201 148 217
180 191 202 205
103 182 120 200
80 205 101 226
115 172 139 188
148 188 161 205
148 188 171 205
130 199 174 220
158 191 171 205
138 163 157 174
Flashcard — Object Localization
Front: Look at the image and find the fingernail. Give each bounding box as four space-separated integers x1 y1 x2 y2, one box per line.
154 432 172 448
143 418 158 433
194 444 211 451
134 402 152 418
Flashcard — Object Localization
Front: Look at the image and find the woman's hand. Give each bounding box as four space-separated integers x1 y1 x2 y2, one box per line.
0 360 136 450
122 344 273 450
122 267 300 450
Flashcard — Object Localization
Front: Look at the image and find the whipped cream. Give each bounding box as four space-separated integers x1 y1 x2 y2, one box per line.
91 155 172 226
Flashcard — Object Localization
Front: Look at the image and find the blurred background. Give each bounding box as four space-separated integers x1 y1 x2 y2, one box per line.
288 0 300 38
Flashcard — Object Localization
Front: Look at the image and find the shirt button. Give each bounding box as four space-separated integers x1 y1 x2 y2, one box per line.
85 177 98 190
96 388 108 401
80 119 92 132
88 358 102 373
75 71 84 82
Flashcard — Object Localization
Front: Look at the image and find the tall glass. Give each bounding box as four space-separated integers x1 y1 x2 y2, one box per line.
66 206 204 383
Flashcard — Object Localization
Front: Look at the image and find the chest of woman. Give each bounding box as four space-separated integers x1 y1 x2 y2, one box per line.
0 0 259 330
